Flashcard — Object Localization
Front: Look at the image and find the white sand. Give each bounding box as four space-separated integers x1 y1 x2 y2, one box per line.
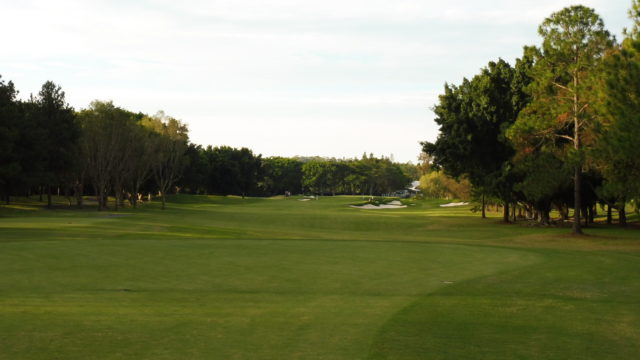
440 202 469 207
350 203 407 209
299 199 311 201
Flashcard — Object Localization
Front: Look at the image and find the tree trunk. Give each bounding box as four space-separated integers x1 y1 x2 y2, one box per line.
75 182 83 208
583 207 589 228
607 204 612 225
95 185 106 211
573 167 582 234
47 185 53 209
129 193 135 208
503 202 510 223
572 70 583 235
481 194 486 219
64 186 71 207
619 206 627 226
540 210 550 225
39 186 43 202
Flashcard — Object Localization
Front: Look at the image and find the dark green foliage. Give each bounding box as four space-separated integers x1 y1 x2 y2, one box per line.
260 157 303 195
423 59 529 220
196 146 262 197
511 5 613 233
0 77 80 206
0 76 21 202
301 156 411 196
594 1 640 212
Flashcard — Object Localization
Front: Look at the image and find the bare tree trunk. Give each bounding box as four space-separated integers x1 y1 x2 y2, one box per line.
481 194 486 219
619 206 627 226
540 209 550 225
583 207 589 228
503 202 510 223
113 183 124 211
572 72 583 235
95 184 107 211
47 185 53 209
573 168 582 234
74 181 83 208
607 204 612 225
104 190 109 209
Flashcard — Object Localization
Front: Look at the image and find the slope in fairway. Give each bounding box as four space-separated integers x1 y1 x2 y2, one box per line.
0 195 639 359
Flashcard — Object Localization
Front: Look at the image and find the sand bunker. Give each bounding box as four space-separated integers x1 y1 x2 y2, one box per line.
299 199 311 202
440 202 469 207
351 200 407 209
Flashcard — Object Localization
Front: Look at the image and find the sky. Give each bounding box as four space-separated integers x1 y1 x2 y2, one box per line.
0 0 632 163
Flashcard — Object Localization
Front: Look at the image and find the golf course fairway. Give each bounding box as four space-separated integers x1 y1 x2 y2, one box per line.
1 195 639 359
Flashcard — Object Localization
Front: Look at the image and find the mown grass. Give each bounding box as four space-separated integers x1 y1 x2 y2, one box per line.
0 195 639 359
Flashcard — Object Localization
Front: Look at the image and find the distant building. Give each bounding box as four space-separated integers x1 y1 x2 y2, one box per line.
384 181 420 198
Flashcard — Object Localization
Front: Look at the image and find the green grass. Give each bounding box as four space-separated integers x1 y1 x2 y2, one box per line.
0 195 639 359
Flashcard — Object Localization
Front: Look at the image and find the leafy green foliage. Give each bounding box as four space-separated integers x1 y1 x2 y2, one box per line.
423 58 529 220
510 5 613 232
593 2 640 207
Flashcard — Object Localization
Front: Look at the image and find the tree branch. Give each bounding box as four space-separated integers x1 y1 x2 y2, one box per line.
552 81 575 93
555 134 575 143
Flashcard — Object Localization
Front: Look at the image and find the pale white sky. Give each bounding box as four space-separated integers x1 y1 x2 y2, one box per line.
0 0 630 162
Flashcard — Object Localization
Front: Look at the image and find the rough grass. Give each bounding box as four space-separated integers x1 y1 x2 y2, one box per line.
0 195 639 359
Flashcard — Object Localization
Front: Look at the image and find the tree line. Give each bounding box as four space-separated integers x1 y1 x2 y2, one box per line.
0 81 190 210
179 150 414 197
424 2 640 232
0 82 415 209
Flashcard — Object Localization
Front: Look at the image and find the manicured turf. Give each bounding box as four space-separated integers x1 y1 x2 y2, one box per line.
0 195 639 359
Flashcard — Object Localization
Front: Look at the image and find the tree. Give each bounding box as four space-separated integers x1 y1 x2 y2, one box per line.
144 112 189 210
302 160 330 194
179 144 208 195
260 157 303 195
0 76 21 204
593 0 640 225
235 148 262 198
513 6 613 233
424 59 525 221
123 120 154 208
513 152 572 224
34 81 80 208
79 101 137 210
